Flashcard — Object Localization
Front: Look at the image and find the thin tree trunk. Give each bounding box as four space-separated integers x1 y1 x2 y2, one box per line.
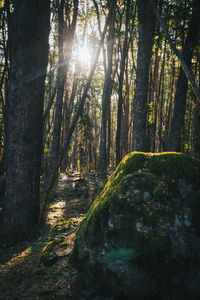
116 0 130 165
121 59 130 157
99 0 116 174
51 0 78 170
38 7 112 223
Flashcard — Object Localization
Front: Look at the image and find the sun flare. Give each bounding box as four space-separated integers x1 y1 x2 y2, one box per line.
76 43 91 65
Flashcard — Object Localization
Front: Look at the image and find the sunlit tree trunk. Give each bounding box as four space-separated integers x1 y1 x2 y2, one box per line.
0 0 50 246
51 0 78 170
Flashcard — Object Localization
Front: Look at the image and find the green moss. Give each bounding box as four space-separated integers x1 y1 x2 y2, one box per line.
50 217 84 235
191 191 200 233
70 152 200 298
40 251 58 267
153 184 164 201
41 240 59 253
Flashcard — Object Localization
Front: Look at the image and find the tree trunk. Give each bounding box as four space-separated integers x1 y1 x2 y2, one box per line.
0 0 50 246
121 60 130 158
51 0 78 170
193 103 200 159
151 0 200 104
38 9 112 223
116 0 130 165
132 0 155 151
167 0 200 151
99 0 116 174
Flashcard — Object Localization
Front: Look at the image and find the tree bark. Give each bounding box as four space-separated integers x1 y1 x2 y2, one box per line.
132 0 155 151
0 0 50 246
167 0 200 151
99 0 116 174
116 0 130 165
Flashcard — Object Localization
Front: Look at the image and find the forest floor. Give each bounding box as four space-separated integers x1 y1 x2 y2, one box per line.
0 171 103 300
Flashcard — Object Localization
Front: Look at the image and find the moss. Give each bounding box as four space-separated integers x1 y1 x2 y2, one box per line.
40 251 58 267
50 217 84 235
31 265 46 276
153 184 164 201
191 191 200 233
70 152 200 298
41 240 58 253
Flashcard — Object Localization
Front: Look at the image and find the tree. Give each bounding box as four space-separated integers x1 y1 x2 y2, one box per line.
50 0 78 171
38 5 112 223
99 0 116 174
132 0 155 151
116 0 131 165
167 0 200 151
0 0 50 246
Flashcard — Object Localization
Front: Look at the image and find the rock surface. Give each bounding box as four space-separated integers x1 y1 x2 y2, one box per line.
70 152 200 299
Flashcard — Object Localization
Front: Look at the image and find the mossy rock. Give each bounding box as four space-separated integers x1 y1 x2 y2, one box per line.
70 152 200 299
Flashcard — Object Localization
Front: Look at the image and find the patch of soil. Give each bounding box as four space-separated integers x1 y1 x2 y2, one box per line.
0 172 102 300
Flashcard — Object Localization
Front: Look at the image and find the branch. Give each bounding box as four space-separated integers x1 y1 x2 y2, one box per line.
38 5 113 225
151 0 200 104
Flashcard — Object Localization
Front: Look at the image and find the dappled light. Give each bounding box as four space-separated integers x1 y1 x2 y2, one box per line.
0 0 200 298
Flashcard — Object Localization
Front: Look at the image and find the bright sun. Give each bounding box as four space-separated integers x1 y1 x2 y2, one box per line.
76 43 91 65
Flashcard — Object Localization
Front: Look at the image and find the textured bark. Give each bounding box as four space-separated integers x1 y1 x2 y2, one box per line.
0 0 50 245
167 0 200 151
132 0 155 151
99 0 116 173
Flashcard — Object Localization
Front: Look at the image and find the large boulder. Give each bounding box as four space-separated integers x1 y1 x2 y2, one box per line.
70 152 200 299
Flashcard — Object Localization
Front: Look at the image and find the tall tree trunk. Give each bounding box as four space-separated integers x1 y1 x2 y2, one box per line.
99 0 116 174
51 0 78 170
0 0 50 246
50 0 65 170
156 38 166 152
167 0 200 151
132 0 155 151
121 60 130 157
116 0 130 165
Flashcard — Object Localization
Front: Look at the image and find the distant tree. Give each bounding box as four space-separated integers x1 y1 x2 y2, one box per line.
0 0 50 246
50 0 78 171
